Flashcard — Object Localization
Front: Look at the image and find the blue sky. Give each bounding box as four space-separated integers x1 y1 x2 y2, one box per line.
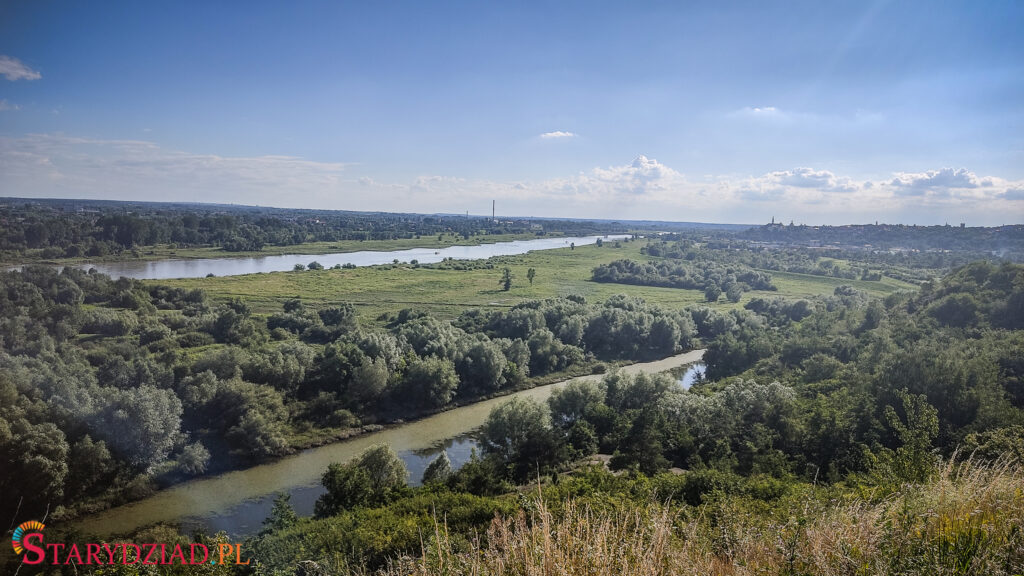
1 0 1022 224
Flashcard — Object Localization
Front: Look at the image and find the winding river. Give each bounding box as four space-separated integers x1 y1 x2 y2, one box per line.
59 235 629 280
74 350 704 537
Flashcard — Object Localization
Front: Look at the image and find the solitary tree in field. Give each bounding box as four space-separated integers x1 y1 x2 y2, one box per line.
527 268 536 285
705 285 722 302
501 268 513 291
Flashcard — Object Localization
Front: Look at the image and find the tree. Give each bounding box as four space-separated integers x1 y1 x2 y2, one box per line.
98 385 183 470
649 317 681 356
527 268 536 285
178 442 210 475
422 451 452 484
294 263 306 271
479 397 564 481
726 285 743 303
455 338 507 395
882 390 939 482
307 261 324 270
358 444 410 491
0 418 69 518
500 267 513 291
314 444 408 516
262 492 298 534
66 435 113 499
348 357 390 409
704 285 722 303
548 380 606 428
314 462 372 517
399 356 460 408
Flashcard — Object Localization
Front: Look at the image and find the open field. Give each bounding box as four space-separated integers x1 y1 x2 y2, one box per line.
151 241 918 321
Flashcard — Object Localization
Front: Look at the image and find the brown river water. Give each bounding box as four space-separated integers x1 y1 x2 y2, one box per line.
73 350 704 537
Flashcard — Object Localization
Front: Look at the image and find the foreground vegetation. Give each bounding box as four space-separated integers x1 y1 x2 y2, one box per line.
382 458 1024 576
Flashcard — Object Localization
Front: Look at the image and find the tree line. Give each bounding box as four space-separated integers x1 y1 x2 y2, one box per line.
0 199 624 260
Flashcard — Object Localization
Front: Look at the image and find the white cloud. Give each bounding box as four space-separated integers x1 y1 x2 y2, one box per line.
731 106 783 119
2 134 1020 224
0 134 352 206
539 131 577 139
761 167 859 193
0 99 20 111
0 55 42 81
890 167 981 192
1003 188 1024 201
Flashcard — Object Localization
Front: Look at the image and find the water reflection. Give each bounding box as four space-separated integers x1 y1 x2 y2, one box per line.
57 235 629 280
676 363 706 390
181 436 481 538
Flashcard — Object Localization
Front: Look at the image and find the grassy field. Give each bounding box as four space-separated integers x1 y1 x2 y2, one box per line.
150 241 918 322
5 232 544 265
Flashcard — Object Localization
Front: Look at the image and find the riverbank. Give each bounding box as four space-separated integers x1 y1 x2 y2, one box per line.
19 234 629 280
72 350 704 537
0 232 555 266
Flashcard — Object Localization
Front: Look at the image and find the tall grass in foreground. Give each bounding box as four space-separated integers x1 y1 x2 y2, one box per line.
379 458 1024 576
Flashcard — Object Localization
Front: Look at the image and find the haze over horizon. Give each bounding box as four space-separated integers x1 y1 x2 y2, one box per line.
1 1 1022 226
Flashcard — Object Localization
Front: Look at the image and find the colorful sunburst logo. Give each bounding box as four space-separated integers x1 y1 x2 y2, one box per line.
12 520 45 555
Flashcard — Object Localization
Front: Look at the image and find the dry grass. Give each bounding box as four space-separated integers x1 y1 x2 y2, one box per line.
377 458 1024 576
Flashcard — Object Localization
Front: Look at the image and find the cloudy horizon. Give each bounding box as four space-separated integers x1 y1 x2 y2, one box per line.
1 2 1021 226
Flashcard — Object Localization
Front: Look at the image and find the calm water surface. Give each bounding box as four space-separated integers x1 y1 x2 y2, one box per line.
63 235 629 280
677 363 706 390
74 350 704 538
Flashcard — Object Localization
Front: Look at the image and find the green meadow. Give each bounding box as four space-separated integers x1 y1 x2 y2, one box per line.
151 241 918 321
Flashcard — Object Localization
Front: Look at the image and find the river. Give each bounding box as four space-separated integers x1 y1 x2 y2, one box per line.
55 235 630 280
73 349 704 537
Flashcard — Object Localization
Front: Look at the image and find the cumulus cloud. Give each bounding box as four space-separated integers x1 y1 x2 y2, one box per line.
761 167 859 193
890 167 981 192
0 56 42 81
2 134 1021 224
539 131 577 139
585 155 683 196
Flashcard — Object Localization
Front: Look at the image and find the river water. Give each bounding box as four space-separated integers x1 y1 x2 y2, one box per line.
677 363 706 390
73 350 704 538
58 235 629 280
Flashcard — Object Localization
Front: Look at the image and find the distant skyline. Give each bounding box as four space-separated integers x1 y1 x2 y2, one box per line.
1 1 1022 225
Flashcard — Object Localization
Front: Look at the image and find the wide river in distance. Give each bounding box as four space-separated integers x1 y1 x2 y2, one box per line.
62 235 630 280
74 350 704 538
